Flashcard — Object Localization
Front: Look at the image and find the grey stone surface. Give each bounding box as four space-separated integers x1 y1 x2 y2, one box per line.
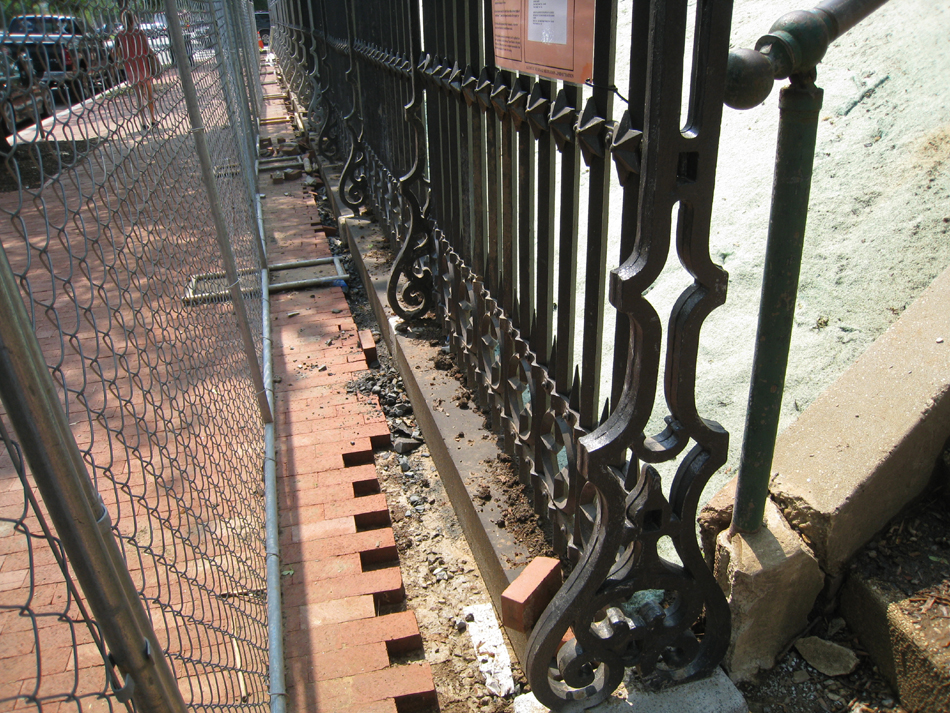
393 436 422 454
513 667 746 712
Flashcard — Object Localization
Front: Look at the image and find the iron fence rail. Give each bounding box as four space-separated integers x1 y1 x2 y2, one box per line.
725 0 893 533
0 1 268 711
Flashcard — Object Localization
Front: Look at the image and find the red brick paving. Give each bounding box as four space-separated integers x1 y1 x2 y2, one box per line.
260 62 435 713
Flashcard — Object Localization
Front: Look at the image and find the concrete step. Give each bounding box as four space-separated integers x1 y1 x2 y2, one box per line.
838 476 950 713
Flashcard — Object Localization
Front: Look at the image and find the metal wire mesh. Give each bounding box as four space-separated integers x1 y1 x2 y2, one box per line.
1 1 268 711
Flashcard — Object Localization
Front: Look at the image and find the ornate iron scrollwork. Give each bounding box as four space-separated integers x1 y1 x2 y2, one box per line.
288 0 737 708
340 124 368 209
386 9 432 321
316 108 343 161
387 179 434 320
524 0 736 708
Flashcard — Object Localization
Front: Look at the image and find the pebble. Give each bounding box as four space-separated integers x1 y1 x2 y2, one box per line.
826 617 846 638
795 637 859 676
455 618 467 632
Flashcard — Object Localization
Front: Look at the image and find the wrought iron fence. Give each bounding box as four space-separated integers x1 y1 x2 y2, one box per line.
270 0 899 709
0 1 269 712
273 0 733 707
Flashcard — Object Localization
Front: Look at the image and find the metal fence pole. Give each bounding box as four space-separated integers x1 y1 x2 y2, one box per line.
732 75 823 533
261 266 287 713
0 244 186 713
725 0 892 533
222 0 261 201
164 0 273 425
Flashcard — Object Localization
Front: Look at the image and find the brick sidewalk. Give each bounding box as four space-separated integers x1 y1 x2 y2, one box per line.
259 62 436 713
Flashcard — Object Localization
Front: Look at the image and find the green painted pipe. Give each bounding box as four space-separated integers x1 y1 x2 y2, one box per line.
732 73 824 534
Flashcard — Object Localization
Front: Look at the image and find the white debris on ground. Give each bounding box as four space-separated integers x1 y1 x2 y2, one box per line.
464 603 516 698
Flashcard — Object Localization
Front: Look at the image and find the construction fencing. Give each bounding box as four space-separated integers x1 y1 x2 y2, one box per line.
0 2 269 712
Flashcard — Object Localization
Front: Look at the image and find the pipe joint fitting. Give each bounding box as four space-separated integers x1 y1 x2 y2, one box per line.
757 10 833 78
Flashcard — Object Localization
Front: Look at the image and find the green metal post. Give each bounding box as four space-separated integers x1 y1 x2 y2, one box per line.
732 72 824 534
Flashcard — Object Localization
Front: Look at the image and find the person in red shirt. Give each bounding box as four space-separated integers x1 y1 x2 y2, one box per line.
114 12 156 131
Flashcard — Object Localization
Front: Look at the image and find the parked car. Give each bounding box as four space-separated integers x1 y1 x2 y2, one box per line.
138 12 205 68
1 48 53 151
255 11 270 45
139 13 172 68
2 15 110 100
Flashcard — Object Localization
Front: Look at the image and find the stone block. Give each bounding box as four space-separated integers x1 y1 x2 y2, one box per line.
715 499 824 682
840 574 950 712
770 265 950 576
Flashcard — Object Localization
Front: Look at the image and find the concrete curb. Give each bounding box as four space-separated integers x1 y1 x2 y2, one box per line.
769 263 950 577
334 210 531 662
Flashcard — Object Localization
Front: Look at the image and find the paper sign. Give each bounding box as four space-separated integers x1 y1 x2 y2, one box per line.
492 0 594 85
528 0 568 45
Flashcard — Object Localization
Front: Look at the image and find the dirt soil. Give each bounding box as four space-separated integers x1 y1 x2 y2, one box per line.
347 344 525 713
853 489 950 632
331 237 520 712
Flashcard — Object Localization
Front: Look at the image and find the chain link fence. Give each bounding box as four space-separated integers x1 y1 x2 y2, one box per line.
0 1 270 711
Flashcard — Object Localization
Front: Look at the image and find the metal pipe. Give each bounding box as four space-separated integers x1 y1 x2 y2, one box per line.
732 75 824 534
725 0 891 531
816 0 890 39
723 0 891 109
0 243 186 713
164 0 273 425
269 276 347 292
261 264 287 713
254 132 286 713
